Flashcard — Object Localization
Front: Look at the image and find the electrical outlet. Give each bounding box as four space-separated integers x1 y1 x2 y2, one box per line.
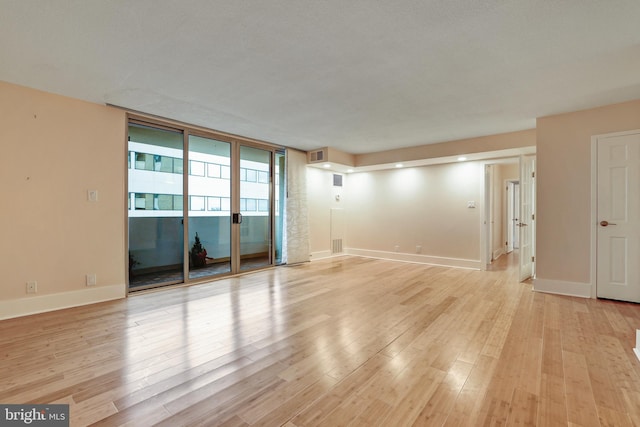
26 281 37 294
394 245 400 252
86 274 97 286
416 245 422 254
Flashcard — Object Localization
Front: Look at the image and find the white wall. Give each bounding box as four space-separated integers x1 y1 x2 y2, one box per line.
0 81 126 319
307 167 345 259
536 99 640 297
307 161 485 268
346 162 483 267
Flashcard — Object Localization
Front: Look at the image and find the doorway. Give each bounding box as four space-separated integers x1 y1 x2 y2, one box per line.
483 160 524 266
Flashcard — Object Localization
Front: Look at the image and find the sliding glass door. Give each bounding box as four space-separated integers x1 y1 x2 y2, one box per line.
188 135 232 279
238 145 272 271
128 123 184 289
127 120 282 290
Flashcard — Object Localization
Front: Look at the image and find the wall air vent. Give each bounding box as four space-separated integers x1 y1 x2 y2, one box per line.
308 148 327 164
332 238 343 254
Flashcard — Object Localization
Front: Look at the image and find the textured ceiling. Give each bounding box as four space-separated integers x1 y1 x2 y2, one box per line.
1 0 640 154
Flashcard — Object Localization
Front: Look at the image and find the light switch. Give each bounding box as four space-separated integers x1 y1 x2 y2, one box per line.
88 190 98 202
467 201 476 208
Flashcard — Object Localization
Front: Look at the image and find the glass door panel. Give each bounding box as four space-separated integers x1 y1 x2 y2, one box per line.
188 135 232 279
128 123 184 289
239 145 272 271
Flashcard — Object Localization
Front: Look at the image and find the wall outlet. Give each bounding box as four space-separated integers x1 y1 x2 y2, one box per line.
26 281 37 294
416 245 422 254
394 245 400 252
86 274 97 286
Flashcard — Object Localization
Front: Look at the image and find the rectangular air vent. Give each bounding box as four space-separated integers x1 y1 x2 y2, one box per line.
308 148 327 163
332 238 343 254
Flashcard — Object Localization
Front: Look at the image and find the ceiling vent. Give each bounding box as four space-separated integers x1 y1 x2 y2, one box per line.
308 148 327 164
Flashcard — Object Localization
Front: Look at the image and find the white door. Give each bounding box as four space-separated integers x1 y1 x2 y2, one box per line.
597 132 640 303
519 155 536 282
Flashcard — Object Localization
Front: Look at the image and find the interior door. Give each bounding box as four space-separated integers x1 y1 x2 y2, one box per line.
596 132 640 303
519 155 536 281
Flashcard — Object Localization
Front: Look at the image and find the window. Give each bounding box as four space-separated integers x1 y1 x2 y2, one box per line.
246 169 257 182
130 193 182 211
190 196 205 211
258 171 269 183
135 193 148 209
221 165 230 179
174 195 183 211
221 197 231 211
173 158 183 174
258 199 269 212
207 163 221 178
190 160 205 176
207 197 221 211
157 194 174 210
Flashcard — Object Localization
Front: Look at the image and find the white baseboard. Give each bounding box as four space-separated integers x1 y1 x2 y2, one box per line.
345 248 481 270
309 250 334 261
635 330 640 362
0 284 126 320
533 278 592 298
492 248 505 261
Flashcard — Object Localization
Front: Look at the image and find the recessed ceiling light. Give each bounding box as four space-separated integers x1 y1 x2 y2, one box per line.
323 164 331 168
457 156 467 161
347 169 354 173
395 163 403 168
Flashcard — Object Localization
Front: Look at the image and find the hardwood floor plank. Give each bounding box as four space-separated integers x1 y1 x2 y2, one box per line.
411 361 472 425
537 373 567 427
507 388 538 426
563 350 600 427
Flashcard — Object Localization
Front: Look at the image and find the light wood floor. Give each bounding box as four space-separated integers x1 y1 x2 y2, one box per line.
1 254 640 426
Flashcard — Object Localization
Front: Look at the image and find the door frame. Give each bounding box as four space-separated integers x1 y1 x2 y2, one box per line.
518 154 536 282
590 129 640 299
481 158 529 269
505 180 519 253
126 113 283 291
483 164 493 267
233 142 277 274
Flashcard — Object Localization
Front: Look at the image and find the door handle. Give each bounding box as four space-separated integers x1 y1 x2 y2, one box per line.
518 222 528 227
600 220 617 227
